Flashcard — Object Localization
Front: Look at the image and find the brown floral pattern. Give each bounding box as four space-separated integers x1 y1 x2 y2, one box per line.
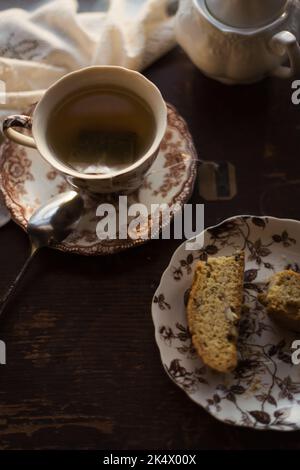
152 105 198 199
152 216 300 431
0 141 34 209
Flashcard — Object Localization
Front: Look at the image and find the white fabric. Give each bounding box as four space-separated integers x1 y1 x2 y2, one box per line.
0 0 176 112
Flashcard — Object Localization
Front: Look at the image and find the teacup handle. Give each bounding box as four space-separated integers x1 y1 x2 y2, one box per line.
2 115 36 149
270 31 300 79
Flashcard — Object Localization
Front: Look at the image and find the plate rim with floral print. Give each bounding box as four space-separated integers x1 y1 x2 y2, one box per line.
152 215 300 431
0 103 197 256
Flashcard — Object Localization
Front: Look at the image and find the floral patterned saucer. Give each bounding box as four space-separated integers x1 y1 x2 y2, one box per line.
152 216 300 431
0 104 197 255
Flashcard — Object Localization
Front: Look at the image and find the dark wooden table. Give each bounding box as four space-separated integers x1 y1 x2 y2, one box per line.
1 44 300 450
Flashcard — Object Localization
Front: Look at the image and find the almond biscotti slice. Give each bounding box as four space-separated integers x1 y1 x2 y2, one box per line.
259 270 300 332
187 252 245 373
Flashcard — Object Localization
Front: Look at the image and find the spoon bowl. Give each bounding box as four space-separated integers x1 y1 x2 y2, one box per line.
0 191 84 318
28 191 84 250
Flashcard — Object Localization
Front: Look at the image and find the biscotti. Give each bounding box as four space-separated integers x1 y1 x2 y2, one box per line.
259 270 300 332
187 252 245 373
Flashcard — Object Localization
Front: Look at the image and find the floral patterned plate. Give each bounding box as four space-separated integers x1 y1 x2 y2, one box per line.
152 215 300 431
0 104 197 255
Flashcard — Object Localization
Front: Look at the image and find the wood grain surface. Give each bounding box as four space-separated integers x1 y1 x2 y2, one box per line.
0 44 300 449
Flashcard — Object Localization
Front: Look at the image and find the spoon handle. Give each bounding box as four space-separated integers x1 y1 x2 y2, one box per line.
0 247 38 319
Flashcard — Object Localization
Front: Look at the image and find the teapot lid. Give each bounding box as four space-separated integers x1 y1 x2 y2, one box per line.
203 0 289 29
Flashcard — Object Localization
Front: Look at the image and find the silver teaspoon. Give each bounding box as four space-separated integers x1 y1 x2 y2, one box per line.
0 191 84 317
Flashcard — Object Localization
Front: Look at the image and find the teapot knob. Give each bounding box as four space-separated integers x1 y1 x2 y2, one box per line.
270 31 300 79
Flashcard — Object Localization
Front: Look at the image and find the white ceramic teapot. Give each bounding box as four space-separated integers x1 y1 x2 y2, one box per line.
175 0 300 84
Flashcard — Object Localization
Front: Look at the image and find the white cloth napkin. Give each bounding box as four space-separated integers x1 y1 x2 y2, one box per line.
0 0 176 113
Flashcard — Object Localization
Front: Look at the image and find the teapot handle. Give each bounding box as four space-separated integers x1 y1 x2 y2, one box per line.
269 31 300 79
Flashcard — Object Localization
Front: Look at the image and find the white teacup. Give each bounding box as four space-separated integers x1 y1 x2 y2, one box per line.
3 66 167 194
